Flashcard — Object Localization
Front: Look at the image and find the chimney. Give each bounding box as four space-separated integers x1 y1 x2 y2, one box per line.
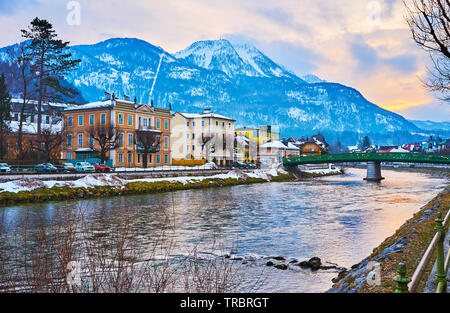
202 108 211 114
134 97 137 104
124 94 130 101
151 100 154 107
169 103 172 111
104 91 111 101
112 93 115 100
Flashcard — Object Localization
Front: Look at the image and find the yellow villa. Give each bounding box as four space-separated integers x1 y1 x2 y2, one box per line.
171 109 235 166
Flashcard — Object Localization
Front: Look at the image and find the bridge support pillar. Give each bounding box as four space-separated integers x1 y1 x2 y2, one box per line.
364 161 384 182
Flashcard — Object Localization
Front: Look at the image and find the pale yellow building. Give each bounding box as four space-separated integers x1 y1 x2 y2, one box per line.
235 125 280 162
171 109 236 166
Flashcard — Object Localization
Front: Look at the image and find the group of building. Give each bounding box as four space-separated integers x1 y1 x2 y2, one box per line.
59 96 329 168
4 95 330 168
349 138 450 155
15 94 448 169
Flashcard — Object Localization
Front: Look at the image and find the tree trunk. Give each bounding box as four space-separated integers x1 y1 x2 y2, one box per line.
143 152 148 168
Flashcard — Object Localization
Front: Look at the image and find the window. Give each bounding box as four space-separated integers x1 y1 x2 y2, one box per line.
118 133 124 147
45 116 50 124
67 116 73 127
67 134 73 146
137 154 141 164
186 133 190 139
253 131 258 137
186 121 190 127
127 152 133 164
14 113 18 121
164 136 168 149
156 118 161 129
222 122 225 127
149 154 152 164
156 154 161 164
139 117 142 127
30 115 34 123
118 152 124 164
202 121 205 127
128 115 133 126
164 154 168 164
77 133 83 146
229 123 231 128
89 114 95 125
143 118 148 127
192 133 195 139
216 121 218 126
66 152 72 160
192 145 195 151
78 115 84 126
164 119 169 130
118 113 124 125
128 133 133 146
186 145 189 151
89 135 94 147
101 113 106 125
311 145 316 152
192 122 195 127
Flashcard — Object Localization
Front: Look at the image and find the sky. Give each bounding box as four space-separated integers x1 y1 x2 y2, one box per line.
0 0 448 122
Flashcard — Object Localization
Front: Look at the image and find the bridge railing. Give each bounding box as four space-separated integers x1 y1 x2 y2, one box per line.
283 153 450 165
395 208 450 293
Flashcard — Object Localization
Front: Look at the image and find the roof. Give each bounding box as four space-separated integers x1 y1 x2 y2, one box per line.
64 100 114 111
260 140 297 150
177 112 235 121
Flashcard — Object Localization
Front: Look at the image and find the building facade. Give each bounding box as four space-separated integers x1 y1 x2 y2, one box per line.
235 125 280 162
62 98 172 167
171 109 235 166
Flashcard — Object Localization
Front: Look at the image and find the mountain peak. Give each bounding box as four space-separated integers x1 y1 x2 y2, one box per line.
301 74 326 84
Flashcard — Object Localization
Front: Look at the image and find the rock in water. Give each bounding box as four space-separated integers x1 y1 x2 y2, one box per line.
275 264 288 270
266 261 275 267
308 257 322 270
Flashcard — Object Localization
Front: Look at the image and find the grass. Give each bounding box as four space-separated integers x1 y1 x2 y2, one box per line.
0 174 296 206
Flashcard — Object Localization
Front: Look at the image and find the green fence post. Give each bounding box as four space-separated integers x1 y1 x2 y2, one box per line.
435 212 447 293
395 263 410 293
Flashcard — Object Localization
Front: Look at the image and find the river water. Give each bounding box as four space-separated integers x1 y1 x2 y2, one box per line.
0 168 448 293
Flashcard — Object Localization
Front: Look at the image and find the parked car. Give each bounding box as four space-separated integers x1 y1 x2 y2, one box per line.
245 162 257 169
56 163 76 173
0 163 11 173
35 163 58 173
232 161 247 169
92 163 111 173
75 162 95 173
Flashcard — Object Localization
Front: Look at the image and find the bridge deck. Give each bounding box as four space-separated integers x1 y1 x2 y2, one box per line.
283 153 450 166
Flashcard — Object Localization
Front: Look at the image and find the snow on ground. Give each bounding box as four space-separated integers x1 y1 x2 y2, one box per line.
301 168 342 175
114 162 218 172
0 168 287 194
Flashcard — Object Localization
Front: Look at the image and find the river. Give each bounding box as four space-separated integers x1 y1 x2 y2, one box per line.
0 168 448 293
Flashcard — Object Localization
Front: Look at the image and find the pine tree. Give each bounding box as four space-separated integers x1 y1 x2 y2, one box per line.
0 73 12 159
21 17 81 161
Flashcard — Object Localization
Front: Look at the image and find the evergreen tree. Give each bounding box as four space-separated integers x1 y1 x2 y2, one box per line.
21 17 81 161
358 136 371 151
0 73 12 159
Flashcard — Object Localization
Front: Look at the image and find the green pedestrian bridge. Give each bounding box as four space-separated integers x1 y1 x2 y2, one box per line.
283 153 450 182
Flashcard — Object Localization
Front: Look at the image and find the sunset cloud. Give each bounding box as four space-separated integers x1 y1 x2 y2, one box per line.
0 0 445 121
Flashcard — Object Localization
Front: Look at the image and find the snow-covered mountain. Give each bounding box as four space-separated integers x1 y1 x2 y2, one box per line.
301 74 326 84
0 37 423 144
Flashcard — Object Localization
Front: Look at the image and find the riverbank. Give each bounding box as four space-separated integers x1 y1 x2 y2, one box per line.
0 169 297 206
328 184 450 293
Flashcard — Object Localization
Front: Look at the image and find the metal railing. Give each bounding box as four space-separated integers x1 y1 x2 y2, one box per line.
284 153 450 165
395 208 450 293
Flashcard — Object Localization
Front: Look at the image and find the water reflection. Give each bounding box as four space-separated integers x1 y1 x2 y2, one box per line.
0 168 447 292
